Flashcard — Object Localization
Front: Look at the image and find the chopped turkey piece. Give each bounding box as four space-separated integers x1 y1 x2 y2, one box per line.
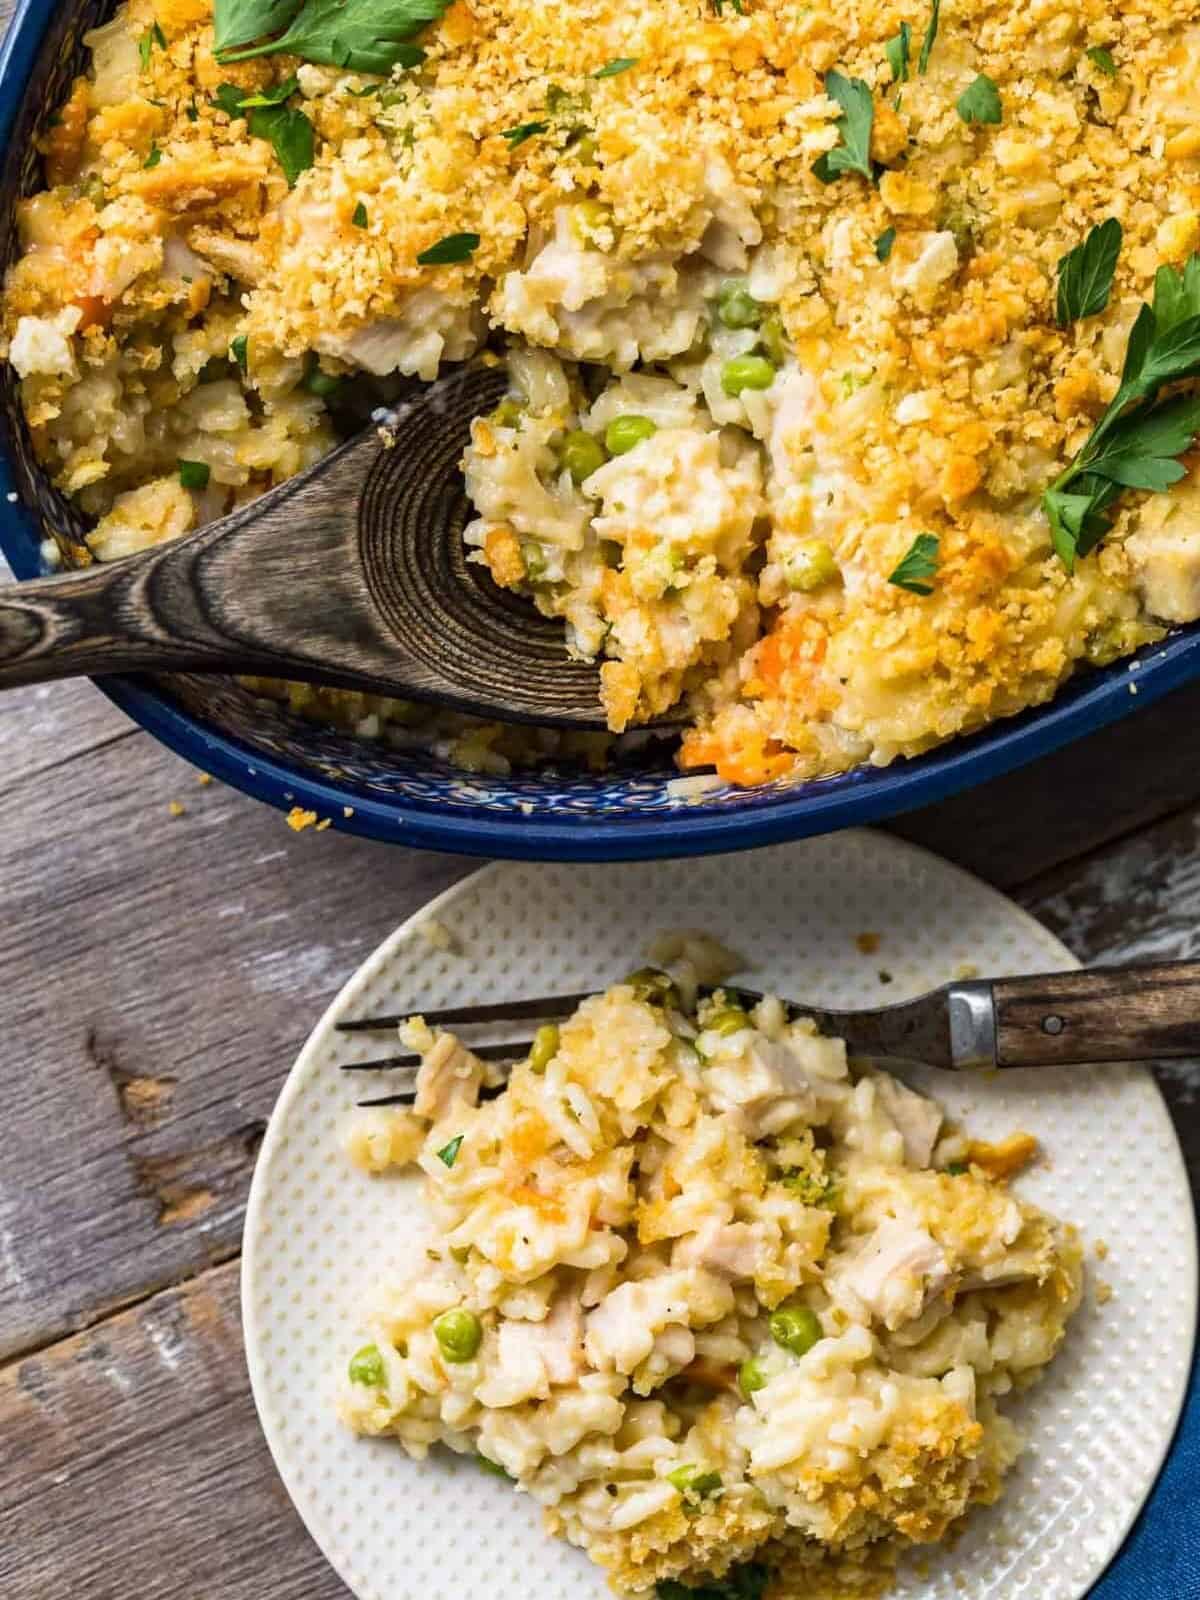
477 1295 584 1407
872 1075 943 1168
410 1030 485 1121
584 1269 733 1374
188 227 267 285
672 1216 766 1279
829 1217 953 1331
1127 521 1200 623
703 1036 818 1136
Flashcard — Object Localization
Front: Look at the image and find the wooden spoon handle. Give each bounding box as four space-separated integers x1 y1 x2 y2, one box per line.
993 961 1200 1065
0 549 244 687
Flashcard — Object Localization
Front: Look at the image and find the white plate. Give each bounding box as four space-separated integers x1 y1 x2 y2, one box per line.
242 832 1197 1600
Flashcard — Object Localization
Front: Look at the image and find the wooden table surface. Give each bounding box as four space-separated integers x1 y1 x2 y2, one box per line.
4 6 1200 1588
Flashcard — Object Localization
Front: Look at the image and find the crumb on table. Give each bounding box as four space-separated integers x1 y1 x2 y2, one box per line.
855 932 881 955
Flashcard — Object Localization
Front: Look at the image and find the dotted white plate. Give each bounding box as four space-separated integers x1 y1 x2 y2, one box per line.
242 832 1197 1600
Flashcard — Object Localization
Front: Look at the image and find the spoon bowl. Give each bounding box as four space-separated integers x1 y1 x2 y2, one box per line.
0 363 613 728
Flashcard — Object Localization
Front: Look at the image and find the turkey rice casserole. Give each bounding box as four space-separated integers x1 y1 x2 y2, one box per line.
6 0 1200 783
339 967 1083 1599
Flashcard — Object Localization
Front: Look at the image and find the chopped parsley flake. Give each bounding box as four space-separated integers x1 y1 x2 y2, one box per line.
1087 46 1117 76
875 226 896 262
593 57 639 78
956 73 1002 125
884 22 911 83
437 1134 464 1167
917 0 940 74
417 231 480 265
811 71 875 185
501 120 549 146
888 533 940 594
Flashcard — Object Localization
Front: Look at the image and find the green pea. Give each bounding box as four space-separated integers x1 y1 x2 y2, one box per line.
769 1305 822 1358
705 1006 750 1036
721 354 776 397
303 357 341 398
348 1343 385 1386
624 967 681 1009
529 1023 560 1072
738 1357 767 1397
716 278 763 330
667 1463 723 1497
521 541 548 582
561 429 608 484
433 1308 482 1363
605 415 657 456
491 397 523 429
758 312 788 367
784 540 840 593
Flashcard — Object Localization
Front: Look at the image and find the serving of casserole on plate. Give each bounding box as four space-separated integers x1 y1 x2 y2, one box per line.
241 836 1197 1600
6 0 1200 792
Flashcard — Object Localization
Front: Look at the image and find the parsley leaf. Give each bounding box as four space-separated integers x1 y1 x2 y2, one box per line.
437 1134 463 1167
956 73 1002 125
875 226 896 261
1055 217 1122 327
138 21 167 71
216 0 449 74
811 71 875 185
917 0 940 74
249 103 316 186
1087 45 1117 76
1150 254 1200 336
230 334 250 372
143 141 163 169
213 0 302 55
1044 251 1200 567
239 74 301 106
502 120 549 146
212 83 251 116
884 22 911 83
888 533 940 594
594 57 639 78
179 459 211 490
417 231 480 265
352 200 369 226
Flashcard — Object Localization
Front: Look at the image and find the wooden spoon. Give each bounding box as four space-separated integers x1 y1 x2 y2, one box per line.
0 363 613 727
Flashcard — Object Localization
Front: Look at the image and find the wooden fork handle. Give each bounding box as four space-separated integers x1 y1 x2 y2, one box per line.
992 961 1200 1065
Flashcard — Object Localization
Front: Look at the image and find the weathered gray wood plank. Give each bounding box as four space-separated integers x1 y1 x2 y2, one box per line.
0 1259 345 1600
0 711 469 1359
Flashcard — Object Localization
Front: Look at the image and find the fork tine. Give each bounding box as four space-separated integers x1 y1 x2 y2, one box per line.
336 994 592 1032
355 1078 511 1109
341 1039 533 1071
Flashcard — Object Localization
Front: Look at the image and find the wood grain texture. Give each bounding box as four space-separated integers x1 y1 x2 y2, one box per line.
0 692 469 1359
0 1260 344 1600
992 961 1200 1067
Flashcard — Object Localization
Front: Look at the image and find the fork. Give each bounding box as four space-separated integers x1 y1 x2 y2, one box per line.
0 363 615 728
336 959 1200 1105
